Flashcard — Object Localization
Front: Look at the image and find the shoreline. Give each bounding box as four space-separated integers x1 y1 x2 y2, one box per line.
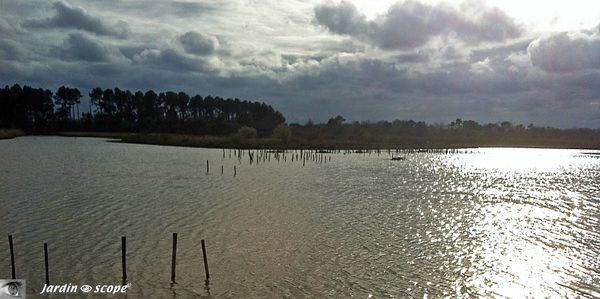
28 131 600 150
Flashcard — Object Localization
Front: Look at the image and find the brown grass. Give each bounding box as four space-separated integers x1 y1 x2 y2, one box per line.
0 129 25 140
57 131 285 149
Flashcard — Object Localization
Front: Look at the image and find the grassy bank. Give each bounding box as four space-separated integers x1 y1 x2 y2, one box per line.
48 131 600 150
120 133 283 149
55 131 469 149
55 131 285 149
0 129 25 140
56 131 136 139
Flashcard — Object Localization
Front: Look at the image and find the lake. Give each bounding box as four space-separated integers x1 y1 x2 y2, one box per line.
0 136 599 297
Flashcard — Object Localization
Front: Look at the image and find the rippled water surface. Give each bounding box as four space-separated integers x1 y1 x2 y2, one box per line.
1 136 599 297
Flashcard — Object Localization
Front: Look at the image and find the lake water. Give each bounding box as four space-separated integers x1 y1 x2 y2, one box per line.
0 136 599 298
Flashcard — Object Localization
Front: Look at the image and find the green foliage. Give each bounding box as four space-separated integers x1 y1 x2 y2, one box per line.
272 123 292 143
236 126 258 139
327 115 345 126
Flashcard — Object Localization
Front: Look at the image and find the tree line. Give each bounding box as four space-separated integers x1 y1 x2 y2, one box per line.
2 83 600 149
0 84 285 136
288 116 600 149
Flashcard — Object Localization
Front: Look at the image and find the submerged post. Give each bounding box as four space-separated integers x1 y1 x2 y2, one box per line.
121 236 127 283
44 242 49 285
171 233 178 283
8 235 15 279
206 160 209 173
234 165 237 177
201 239 210 281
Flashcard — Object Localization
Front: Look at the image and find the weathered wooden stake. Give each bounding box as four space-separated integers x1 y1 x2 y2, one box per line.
121 236 127 283
234 165 237 176
201 239 210 281
171 233 177 283
44 242 49 284
8 235 15 279
206 160 209 173
221 165 224 174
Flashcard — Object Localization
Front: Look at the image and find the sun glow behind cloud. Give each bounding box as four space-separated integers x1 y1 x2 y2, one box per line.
347 0 600 32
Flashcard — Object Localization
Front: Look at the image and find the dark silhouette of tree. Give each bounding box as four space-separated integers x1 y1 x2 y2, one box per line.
53 86 81 124
327 115 345 126
54 86 70 121
0 84 54 132
2 83 600 149
89 88 103 114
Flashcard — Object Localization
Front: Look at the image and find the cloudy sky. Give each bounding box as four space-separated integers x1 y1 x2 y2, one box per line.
1 0 600 127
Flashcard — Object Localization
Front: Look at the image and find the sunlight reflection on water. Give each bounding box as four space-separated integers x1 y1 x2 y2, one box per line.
0 139 598 297
443 148 599 297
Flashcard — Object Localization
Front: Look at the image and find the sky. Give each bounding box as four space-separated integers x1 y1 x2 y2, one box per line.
1 0 600 128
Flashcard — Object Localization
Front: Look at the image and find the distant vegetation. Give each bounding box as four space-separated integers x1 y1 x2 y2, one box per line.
0 84 285 136
0 129 25 140
289 116 600 149
2 83 600 149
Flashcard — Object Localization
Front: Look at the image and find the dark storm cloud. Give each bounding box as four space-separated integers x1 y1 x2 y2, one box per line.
132 48 213 73
0 39 25 61
118 46 148 61
94 0 224 18
528 30 600 73
0 18 22 38
1 0 600 128
169 1 222 17
179 31 219 56
60 33 112 62
24 1 129 37
395 51 430 63
314 0 522 50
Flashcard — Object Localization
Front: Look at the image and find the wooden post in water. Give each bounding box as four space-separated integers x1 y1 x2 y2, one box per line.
121 236 127 283
44 242 49 284
221 165 223 174
234 165 237 177
201 239 210 281
171 233 177 283
8 235 15 279
206 160 209 174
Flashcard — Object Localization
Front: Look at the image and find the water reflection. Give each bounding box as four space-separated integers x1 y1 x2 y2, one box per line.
445 148 588 172
443 148 600 297
0 139 598 297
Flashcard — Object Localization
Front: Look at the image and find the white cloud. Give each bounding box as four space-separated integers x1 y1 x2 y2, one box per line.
528 30 600 73
179 31 219 56
314 0 522 50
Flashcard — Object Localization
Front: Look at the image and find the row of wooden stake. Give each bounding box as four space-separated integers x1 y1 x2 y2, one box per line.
7 233 210 285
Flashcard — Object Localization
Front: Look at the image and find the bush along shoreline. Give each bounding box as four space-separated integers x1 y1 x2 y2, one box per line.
0 129 25 140
2 83 600 149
